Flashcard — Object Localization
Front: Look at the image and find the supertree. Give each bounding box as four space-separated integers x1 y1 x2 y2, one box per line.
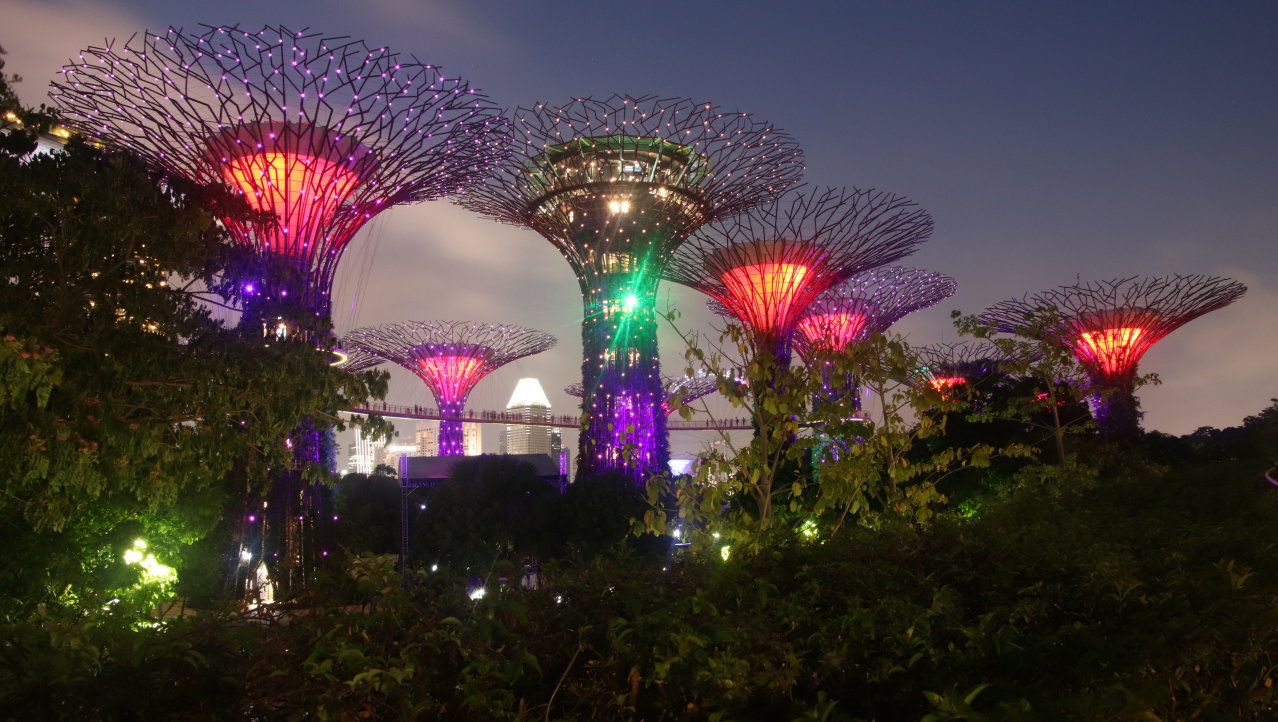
52 24 506 329
912 341 1009 397
459 95 803 482
980 274 1246 438
343 321 556 456
565 371 720 417
792 266 957 362
780 266 955 411
668 188 933 371
332 346 386 373
51 24 506 600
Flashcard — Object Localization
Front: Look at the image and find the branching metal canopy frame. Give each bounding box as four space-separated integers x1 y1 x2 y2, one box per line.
343 320 556 456
459 95 804 482
979 274 1245 436
52 24 508 320
666 188 933 365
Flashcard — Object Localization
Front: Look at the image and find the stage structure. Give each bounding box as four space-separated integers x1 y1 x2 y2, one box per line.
52 24 506 329
343 321 556 456
565 371 720 417
52 24 506 600
460 95 803 482
668 188 932 373
980 275 1246 438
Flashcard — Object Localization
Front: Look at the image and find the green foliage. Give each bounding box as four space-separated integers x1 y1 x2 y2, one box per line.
410 456 563 573
6 453 1278 720
0 104 390 616
0 44 22 112
647 318 1034 554
334 471 402 557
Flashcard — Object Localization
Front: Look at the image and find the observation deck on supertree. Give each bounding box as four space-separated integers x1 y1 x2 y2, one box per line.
668 188 933 369
980 274 1246 438
459 95 804 482
343 321 556 456
51 24 507 328
791 266 957 363
565 371 720 417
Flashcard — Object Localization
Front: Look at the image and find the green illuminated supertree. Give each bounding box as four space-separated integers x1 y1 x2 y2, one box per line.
460 96 803 482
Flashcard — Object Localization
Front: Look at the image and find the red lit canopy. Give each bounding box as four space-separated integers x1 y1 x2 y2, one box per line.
207 123 370 260
706 240 830 340
928 376 968 398
1068 309 1162 378
793 297 879 362
408 344 498 405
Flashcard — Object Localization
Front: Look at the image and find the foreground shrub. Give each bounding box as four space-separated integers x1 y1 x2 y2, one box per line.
4 457 1276 720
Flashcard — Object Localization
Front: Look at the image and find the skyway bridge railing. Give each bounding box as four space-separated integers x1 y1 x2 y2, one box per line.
346 400 758 431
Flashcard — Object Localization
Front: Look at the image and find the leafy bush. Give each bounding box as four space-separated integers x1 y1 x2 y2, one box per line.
7 449 1278 720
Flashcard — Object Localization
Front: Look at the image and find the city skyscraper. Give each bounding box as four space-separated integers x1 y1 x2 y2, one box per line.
346 429 379 475
505 378 553 456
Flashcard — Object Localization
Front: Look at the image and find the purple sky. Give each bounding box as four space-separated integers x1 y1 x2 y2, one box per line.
5 1 1276 459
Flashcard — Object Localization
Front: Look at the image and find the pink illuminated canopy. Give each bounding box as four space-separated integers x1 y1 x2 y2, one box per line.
929 376 968 398
796 311 870 352
207 123 369 260
414 355 487 404
221 152 361 257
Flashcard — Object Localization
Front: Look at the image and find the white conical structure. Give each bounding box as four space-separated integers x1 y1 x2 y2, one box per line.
506 378 552 409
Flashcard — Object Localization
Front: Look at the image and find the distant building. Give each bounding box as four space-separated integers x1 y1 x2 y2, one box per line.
346 428 379 475
415 419 481 457
380 444 418 473
504 378 553 456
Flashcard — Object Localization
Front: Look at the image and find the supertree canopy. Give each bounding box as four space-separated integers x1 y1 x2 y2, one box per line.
459 95 804 482
565 371 720 417
332 346 386 373
52 24 507 326
744 265 954 413
343 321 556 456
668 188 933 367
980 274 1246 438
792 266 957 362
913 341 1009 397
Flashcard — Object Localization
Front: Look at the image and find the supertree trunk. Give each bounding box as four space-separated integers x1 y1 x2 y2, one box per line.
1090 374 1142 440
438 401 467 457
578 268 669 481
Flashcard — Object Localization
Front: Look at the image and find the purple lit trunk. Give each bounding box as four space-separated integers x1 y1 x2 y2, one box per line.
438 400 466 456
577 272 669 483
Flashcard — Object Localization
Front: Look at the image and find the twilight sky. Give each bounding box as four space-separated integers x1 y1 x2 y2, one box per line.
5 0 1276 459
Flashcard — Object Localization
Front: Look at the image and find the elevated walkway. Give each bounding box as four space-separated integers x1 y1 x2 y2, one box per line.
347 400 757 431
